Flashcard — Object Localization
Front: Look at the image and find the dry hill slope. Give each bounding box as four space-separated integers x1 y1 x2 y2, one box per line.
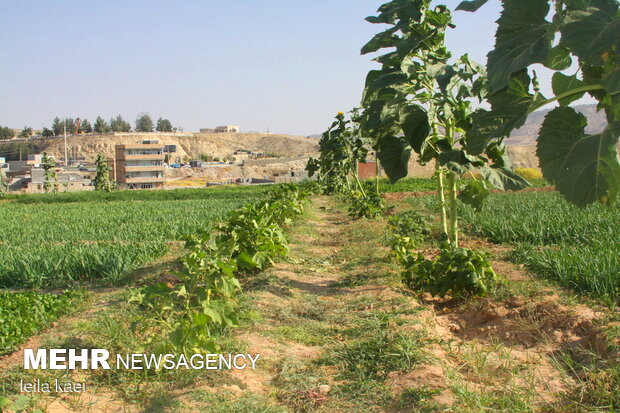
13 132 319 163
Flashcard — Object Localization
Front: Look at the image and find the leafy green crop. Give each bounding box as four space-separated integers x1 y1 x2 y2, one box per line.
130 184 311 354
0 187 267 288
401 247 498 298
454 191 620 303
0 290 85 355
387 209 433 262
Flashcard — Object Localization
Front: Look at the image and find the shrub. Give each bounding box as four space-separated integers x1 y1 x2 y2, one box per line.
401 247 497 297
515 168 543 181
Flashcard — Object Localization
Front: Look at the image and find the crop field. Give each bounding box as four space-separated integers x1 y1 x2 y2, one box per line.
0 186 268 288
418 191 620 304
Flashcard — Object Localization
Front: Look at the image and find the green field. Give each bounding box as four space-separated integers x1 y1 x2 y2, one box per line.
0 290 85 354
419 192 620 304
0 186 269 288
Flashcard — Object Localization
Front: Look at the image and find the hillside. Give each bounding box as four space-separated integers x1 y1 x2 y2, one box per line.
506 104 608 145
0 132 319 163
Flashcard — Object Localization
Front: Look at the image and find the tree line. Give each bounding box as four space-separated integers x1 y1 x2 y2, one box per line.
0 113 178 140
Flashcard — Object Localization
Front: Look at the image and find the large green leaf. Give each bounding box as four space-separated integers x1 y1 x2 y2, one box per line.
376 136 412 183
465 71 544 155
544 45 572 70
458 180 490 212
400 105 430 153
487 0 552 92
551 73 586 106
438 150 483 175
456 0 489 12
537 107 620 205
361 27 400 55
372 71 409 90
561 0 620 64
480 165 529 191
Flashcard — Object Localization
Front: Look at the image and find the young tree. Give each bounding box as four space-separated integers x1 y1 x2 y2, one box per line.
41 152 57 193
94 116 109 133
80 119 93 134
94 153 114 192
110 115 131 132
306 111 368 195
156 118 173 132
135 113 154 132
0 126 15 140
18 126 33 138
360 1 526 246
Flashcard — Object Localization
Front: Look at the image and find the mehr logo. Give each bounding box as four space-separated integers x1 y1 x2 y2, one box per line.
23 349 260 370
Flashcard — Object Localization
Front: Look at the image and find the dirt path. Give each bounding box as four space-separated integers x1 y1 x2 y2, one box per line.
212 196 613 412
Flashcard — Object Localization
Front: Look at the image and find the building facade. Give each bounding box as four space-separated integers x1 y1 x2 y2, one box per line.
115 141 165 190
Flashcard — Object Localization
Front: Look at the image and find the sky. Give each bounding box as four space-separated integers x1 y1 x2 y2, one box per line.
0 1 592 136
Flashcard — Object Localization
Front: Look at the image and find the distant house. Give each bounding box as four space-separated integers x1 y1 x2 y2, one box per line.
215 126 239 133
200 126 240 133
26 168 92 193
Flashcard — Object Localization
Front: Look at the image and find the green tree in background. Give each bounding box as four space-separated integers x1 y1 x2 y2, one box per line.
64 118 77 134
52 117 63 136
110 115 131 132
41 127 54 138
41 152 58 193
80 119 93 134
156 118 173 132
94 117 109 133
135 113 154 132
18 127 33 139
94 153 114 192
0 126 15 140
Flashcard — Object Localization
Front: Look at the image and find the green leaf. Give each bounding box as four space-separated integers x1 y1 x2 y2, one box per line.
361 27 400 55
551 73 586 106
376 136 412 183
372 71 408 90
236 251 258 269
604 68 620 98
544 45 572 70
480 165 529 191
487 0 552 92
537 107 620 205
456 0 489 12
560 1 620 64
438 150 483 175
400 105 430 153
465 71 544 154
458 180 490 212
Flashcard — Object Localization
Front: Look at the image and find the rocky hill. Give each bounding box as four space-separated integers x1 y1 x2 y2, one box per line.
0 132 319 163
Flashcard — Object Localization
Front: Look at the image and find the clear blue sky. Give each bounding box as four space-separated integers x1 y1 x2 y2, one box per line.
0 1 588 136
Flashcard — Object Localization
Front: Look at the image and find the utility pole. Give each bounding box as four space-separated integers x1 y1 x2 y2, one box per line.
63 122 68 166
